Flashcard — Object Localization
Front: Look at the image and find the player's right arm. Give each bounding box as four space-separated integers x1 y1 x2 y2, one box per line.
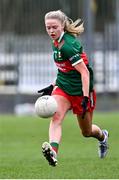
38 84 54 96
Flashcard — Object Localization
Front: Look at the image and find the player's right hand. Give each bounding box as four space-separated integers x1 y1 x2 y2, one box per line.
38 84 54 96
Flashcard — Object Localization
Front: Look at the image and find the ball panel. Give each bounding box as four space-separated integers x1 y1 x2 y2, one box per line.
35 95 58 118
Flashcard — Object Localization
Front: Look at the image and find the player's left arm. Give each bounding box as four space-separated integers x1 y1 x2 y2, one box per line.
74 61 89 97
74 61 90 119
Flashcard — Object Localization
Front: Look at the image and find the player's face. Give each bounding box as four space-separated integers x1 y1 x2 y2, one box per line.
45 18 64 40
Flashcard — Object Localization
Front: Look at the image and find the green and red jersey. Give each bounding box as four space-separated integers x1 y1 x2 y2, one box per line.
52 32 94 96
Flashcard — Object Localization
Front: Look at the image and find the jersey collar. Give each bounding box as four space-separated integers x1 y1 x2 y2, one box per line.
58 31 65 43
53 32 65 47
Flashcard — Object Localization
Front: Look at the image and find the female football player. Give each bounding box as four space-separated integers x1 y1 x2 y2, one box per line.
38 10 109 166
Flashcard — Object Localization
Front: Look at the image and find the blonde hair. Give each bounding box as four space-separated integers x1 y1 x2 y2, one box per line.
45 10 84 36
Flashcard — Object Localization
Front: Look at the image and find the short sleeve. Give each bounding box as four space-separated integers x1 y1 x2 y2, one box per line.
61 38 83 66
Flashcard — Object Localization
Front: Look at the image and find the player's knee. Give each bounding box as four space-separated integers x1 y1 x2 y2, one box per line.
52 112 64 125
82 130 92 137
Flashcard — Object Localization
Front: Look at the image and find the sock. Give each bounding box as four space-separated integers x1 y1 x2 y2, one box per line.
50 142 59 154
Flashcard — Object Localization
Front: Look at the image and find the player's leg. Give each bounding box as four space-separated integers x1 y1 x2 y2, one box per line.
77 112 104 140
49 94 71 146
77 112 109 158
42 94 71 166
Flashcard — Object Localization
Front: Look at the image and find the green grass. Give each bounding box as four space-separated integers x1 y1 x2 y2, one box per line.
0 112 119 179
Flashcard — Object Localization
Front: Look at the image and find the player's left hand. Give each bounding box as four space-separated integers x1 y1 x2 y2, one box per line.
81 96 89 119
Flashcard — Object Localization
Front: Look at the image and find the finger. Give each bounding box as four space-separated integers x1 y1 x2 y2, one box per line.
38 89 43 93
37 91 44 96
82 109 86 119
82 112 86 119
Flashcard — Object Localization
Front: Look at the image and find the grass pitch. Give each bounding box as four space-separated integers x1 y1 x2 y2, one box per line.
0 112 119 179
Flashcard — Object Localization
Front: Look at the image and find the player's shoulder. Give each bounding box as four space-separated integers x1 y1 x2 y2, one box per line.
64 32 76 42
63 32 81 51
64 32 81 46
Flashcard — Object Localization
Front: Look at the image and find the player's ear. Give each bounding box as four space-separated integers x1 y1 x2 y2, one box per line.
61 21 65 29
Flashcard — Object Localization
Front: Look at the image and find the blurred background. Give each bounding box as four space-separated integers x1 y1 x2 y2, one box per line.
0 0 119 114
